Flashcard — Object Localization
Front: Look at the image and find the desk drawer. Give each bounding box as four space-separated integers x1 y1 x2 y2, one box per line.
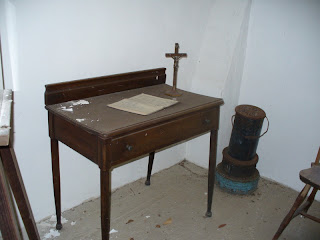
110 107 219 165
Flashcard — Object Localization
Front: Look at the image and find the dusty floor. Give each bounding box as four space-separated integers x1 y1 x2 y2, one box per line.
36 161 320 240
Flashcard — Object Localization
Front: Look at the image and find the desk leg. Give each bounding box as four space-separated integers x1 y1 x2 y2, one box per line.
101 169 111 240
145 152 155 186
0 146 40 240
50 139 62 230
206 130 218 217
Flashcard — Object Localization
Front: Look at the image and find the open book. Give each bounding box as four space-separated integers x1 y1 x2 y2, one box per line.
108 93 178 115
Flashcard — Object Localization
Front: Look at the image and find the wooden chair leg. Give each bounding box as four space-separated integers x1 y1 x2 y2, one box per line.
145 152 155 186
293 190 317 220
273 184 311 240
0 159 22 240
304 188 318 212
0 146 40 240
292 187 318 219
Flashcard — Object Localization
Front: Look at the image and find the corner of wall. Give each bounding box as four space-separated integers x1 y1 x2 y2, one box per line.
0 0 19 90
216 0 252 164
186 0 252 168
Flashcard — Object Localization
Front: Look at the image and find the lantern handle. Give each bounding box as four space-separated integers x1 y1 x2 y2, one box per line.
231 115 269 140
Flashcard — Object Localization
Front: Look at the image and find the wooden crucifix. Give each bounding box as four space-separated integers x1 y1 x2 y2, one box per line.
165 43 187 97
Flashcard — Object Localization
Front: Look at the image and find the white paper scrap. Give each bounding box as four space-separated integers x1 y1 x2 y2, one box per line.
72 100 89 106
61 217 68 224
44 229 60 239
49 215 68 224
60 106 73 112
109 229 118 234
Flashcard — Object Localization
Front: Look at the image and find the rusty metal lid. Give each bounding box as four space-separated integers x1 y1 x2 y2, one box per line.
235 105 266 120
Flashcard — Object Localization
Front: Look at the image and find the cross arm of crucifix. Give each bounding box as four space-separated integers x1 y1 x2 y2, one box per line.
165 43 187 60
165 52 187 59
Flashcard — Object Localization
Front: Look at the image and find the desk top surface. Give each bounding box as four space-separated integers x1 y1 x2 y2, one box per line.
46 84 223 138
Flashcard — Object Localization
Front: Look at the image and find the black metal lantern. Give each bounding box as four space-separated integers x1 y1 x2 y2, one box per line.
216 105 269 194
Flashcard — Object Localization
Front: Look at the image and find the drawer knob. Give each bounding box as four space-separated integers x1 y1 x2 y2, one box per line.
126 144 133 151
204 119 211 124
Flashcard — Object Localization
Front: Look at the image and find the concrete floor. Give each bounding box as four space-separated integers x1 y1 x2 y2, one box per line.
37 161 320 240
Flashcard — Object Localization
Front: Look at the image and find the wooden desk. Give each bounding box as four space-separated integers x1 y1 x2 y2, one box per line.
45 68 223 240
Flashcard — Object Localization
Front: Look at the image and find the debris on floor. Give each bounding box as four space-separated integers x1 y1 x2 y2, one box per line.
218 223 227 228
109 229 118 234
163 218 172 225
126 219 134 224
49 215 68 224
43 229 60 239
35 161 320 240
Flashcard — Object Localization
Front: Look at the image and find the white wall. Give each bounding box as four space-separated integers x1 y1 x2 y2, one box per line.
4 0 319 223
239 0 320 196
0 0 18 90
0 45 3 89
9 0 215 221
186 0 252 168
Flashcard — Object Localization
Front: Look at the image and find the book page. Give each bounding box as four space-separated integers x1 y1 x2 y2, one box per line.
107 93 178 115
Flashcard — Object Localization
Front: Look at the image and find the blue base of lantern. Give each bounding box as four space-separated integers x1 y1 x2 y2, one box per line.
216 164 260 195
